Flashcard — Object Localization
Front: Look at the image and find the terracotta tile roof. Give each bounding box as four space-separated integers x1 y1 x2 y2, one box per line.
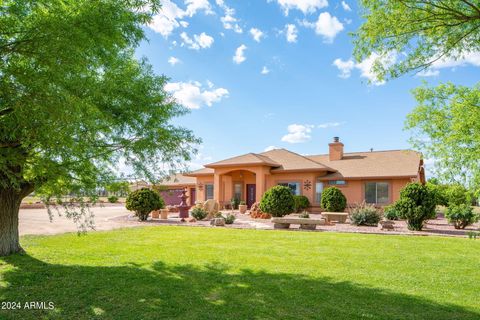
260 149 332 172
159 173 196 186
307 150 421 179
205 153 281 168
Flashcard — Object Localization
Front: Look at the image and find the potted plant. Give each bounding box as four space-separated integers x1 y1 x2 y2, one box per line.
160 208 169 219
238 201 247 214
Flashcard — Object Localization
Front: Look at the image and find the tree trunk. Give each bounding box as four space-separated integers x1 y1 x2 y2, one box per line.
0 188 24 256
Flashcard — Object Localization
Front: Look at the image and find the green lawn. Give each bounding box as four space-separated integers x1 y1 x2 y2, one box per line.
0 227 479 319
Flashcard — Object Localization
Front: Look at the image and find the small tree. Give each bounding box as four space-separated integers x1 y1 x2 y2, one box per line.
126 188 164 221
445 204 479 229
445 185 470 206
259 186 295 217
321 187 347 212
394 183 436 231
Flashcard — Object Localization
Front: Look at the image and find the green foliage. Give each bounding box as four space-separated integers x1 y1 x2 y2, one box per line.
190 207 207 221
445 204 479 229
231 198 240 210
259 186 295 217
426 183 448 207
350 203 382 226
239 200 246 205
299 211 310 219
126 188 164 221
383 205 399 221
321 187 347 212
0 0 199 208
223 213 236 225
106 181 130 196
444 185 470 206
293 195 310 213
107 196 119 203
406 83 480 191
354 1 480 81
394 183 436 231
467 231 480 240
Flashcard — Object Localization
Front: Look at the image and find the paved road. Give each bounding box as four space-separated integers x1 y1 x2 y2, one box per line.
19 205 139 236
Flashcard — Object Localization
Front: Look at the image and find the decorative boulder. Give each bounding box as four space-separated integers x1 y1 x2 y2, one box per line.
203 199 220 219
210 217 225 226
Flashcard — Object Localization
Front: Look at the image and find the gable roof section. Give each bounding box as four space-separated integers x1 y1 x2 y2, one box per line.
205 153 281 168
307 150 421 179
260 149 333 172
159 173 196 186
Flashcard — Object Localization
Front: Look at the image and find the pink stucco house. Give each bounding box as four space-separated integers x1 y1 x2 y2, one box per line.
162 137 425 210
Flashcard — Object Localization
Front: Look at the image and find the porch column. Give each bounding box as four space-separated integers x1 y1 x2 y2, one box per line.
255 172 266 203
214 173 223 202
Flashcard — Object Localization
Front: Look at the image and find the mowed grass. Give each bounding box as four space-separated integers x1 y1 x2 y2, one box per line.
0 227 479 319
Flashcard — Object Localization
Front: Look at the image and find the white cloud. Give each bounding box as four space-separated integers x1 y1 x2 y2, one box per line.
250 28 264 42
285 24 298 43
272 0 329 15
417 51 480 76
341 1 351 11
318 122 343 128
281 124 314 143
217 0 243 33
165 81 229 109
333 52 397 86
264 146 279 151
233 44 247 64
261 66 270 75
314 12 344 42
148 0 212 37
180 32 214 50
168 56 181 66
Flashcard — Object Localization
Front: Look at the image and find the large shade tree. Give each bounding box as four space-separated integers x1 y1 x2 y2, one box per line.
354 0 480 189
0 0 199 256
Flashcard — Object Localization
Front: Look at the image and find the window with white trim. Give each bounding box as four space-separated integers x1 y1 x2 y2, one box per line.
277 182 301 195
315 179 324 204
205 184 214 200
328 180 346 186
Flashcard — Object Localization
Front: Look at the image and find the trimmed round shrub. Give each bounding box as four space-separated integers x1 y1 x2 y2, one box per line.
126 188 165 221
383 205 400 221
259 186 295 217
350 203 382 226
321 187 347 212
394 183 436 230
445 204 479 229
294 195 310 212
107 195 119 203
190 207 208 220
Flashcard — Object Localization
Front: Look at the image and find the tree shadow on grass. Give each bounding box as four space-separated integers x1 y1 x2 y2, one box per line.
0 255 478 320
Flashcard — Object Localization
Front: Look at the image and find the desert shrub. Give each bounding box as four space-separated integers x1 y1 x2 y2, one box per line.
321 187 347 212
445 204 479 229
293 195 310 212
259 186 295 217
108 195 119 203
393 183 436 230
190 207 208 220
383 205 400 220
126 188 165 221
224 213 236 224
350 202 382 226
299 211 310 218
445 185 470 206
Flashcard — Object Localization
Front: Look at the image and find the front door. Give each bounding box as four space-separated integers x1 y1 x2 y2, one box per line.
246 184 256 208
190 188 196 205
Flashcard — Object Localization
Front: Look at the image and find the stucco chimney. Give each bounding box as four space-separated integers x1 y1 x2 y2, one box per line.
329 137 344 161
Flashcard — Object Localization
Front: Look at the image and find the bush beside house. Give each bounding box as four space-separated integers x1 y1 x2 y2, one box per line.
393 183 436 231
126 188 165 221
445 204 479 229
350 203 382 226
321 187 347 212
259 186 295 217
294 195 310 212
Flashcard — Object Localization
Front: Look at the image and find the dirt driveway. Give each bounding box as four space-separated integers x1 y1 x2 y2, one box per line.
19 205 139 236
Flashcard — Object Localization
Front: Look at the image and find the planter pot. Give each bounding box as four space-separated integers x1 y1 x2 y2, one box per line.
239 204 247 214
160 209 169 220
151 210 160 219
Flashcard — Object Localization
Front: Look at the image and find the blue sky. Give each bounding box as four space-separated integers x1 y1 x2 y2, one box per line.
136 0 480 171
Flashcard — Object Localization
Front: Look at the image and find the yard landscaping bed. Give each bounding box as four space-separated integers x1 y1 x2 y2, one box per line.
0 227 479 319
